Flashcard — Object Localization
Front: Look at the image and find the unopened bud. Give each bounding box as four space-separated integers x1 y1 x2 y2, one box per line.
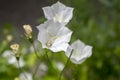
23 25 32 36
23 25 33 43
10 43 20 60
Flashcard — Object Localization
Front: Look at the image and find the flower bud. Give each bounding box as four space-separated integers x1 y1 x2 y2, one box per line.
23 25 33 43
10 43 20 60
23 25 32 35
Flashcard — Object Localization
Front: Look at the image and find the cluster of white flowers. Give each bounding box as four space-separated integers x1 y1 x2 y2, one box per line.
37 1 92 64
1 1 92 80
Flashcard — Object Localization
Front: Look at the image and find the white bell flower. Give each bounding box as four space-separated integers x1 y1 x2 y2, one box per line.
19 72 32 80
2 50 25 68
65 40 92 64
37 20 72 52
42 1 74 25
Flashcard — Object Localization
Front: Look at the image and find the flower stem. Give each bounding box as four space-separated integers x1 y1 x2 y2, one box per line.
44 49 52 66
45 49 59 74
33 61 41 79
32 43 41 60
58 50 73 80
32 43 41 79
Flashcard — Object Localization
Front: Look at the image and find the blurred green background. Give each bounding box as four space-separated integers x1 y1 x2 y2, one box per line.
0 0 120 80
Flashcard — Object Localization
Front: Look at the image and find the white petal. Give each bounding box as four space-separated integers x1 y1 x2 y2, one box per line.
50 43 69 52
46 20 62 36
37 31 50 48
71 40 85 52
42 7 54 20
54 26 72 44
51 1 66 13
82 45 92 57
62 7 74 23
37 22 50 48
70 57 86 64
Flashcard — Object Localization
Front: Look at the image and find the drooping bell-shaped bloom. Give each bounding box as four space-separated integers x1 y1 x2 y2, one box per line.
42 1 74 25
37 20 72 52
65 40 92 64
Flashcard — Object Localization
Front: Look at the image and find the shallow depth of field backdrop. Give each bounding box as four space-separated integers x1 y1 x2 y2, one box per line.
0 0 120 80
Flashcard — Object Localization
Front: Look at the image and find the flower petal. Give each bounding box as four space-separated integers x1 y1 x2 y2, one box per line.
82 45 92 57
62 7 74 23
51 1 66 13
71 57 86 64
37 23 50 48
42 7 54 20
71 40 85 52
50 43 69 52
54 26 72 44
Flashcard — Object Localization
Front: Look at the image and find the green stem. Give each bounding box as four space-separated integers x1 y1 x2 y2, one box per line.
44 50 58 74
58 50 73 80
33 61 41 79
32 43 41 79
44 49 52 66
32 43 41 60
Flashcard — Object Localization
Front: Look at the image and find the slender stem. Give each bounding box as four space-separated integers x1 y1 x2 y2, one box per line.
32 43 41 79
17 59 28 80
44 49 52 66
33 61 41 79
26 34 41 79
45 50 49 61
58 50 73 80
32 43 41 60
45 50 59 74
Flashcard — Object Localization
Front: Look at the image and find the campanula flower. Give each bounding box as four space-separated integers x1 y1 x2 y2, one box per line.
65 40 92 64
37 20 72 52
42 1 74 25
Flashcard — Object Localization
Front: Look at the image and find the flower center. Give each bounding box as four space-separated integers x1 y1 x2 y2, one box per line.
46 29 59 47
74 49 82 57
46 36 59 47
55 14 63 22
